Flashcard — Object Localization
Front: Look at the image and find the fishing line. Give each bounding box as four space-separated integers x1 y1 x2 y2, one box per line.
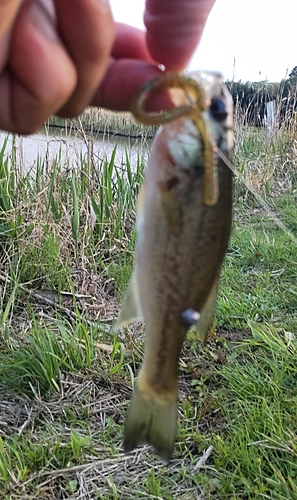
217 148 297 246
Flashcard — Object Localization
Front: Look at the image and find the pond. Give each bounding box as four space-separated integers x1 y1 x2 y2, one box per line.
0 125 150 175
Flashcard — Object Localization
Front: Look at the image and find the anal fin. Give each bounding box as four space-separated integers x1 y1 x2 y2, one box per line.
196 277 219 342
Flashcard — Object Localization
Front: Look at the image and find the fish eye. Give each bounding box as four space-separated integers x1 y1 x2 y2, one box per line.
210 97 227 122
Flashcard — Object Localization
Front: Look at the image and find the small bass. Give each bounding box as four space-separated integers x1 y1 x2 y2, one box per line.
114 71 233 462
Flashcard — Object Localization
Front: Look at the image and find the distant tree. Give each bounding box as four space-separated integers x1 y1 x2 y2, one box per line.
288 66 297 79
226 74 297 127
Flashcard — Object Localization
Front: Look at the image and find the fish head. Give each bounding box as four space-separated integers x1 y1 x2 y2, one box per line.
166 70 233 172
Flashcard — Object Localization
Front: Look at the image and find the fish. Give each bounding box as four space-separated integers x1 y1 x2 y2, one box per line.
114 71 233 463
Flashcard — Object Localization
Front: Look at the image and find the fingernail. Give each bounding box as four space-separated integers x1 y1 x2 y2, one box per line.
28 0 59 42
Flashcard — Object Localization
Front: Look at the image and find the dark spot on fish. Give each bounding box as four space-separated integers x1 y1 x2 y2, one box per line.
210 97 227 122
210 233 218 242
181 309 200 328
159 176 179 191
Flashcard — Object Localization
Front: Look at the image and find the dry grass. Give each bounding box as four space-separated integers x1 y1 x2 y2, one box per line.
0 327 234 500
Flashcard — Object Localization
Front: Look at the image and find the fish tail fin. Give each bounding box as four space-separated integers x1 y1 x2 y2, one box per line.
123 382 177 463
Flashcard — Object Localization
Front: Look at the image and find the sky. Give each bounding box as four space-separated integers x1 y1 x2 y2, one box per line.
109 0 297 83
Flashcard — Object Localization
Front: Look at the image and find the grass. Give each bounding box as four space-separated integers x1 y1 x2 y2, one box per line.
0 108 297 498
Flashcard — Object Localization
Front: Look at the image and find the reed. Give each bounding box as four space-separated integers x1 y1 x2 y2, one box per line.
47 107 157 138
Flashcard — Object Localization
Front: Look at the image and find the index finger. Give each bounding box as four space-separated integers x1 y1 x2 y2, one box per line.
144 0 216 70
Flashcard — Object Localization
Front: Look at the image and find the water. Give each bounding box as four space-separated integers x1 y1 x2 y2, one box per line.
0 126 150 174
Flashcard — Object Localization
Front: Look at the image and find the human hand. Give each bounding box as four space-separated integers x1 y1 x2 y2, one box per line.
0 0 115 134
93 0 216 111
0 0 215 134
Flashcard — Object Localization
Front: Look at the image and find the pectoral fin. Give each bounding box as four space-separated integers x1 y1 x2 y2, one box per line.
196 277 219 342
136 184 145 233
113 270 143 331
